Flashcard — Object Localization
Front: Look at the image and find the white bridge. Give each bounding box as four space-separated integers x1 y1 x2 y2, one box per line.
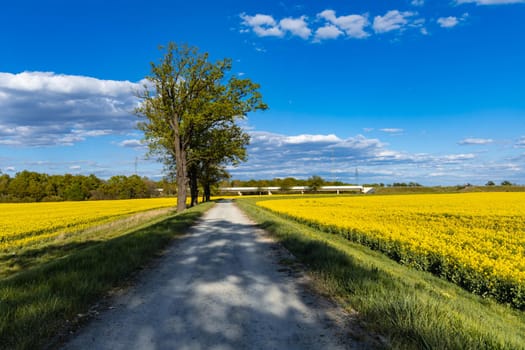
219 185 375 195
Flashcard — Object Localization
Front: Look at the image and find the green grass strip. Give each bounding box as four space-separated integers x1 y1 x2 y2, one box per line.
0 202 213 350
237 198 525 350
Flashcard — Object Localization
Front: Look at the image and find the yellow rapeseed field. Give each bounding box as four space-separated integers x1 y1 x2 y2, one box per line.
257 193 525 308
0 198 177 252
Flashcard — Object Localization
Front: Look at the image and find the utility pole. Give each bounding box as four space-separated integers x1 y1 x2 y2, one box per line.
331 150 335 182
134 157 138 175
355 167 359 185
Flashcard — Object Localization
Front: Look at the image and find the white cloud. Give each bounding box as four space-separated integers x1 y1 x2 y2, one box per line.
380 128 404 134
119 139 145 148
332 135 386 150
441 153 476 162
0 71 145 95
0 71 141 147
515 137 525 148
458 138 494 145
411 0 425 5
241 9 433 43
314 25 344 41
438 13 469 29
456 0 524 4
373 10 415 33
318 10 370 39
284 134 341 144
240 13 283 37
409 18 428 35
80 130 113 137
239 131 398 180
241 13 312 39
69 165 81 170
279 16 311 39
234 131 388 180
226 130 519 185
438 16 459 28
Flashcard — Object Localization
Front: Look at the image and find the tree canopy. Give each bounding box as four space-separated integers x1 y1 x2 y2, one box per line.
136 43 266 211
0 171 161 202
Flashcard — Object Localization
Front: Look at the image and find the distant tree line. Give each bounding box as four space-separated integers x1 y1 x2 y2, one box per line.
0 171 173 202
391 182 422 187
486 180 516 186
223 177 424 189
224 176 349 190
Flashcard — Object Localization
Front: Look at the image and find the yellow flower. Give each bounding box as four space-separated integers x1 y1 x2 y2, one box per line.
258 193 525 307
0 198 177 252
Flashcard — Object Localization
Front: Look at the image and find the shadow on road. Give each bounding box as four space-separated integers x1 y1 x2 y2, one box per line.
64 203 351 349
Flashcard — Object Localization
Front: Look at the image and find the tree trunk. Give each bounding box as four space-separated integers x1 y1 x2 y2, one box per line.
175 158 187 212
204 183 211 202
174 133 187 212
188 165 199 207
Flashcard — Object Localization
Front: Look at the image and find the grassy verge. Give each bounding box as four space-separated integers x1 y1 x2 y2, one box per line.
237 198 525 350
0 202 213 350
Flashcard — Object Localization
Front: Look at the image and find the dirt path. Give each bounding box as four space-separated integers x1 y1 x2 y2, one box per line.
62 201 355 350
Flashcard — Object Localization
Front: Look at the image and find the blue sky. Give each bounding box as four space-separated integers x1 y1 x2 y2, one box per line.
1 0 524 185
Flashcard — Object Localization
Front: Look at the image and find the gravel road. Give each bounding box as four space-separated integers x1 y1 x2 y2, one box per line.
62 201 355 350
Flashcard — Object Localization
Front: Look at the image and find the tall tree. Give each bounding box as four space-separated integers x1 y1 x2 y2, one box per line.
308 175 325 192
190 123 250 203
136 43 266 211
0 173 11 198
